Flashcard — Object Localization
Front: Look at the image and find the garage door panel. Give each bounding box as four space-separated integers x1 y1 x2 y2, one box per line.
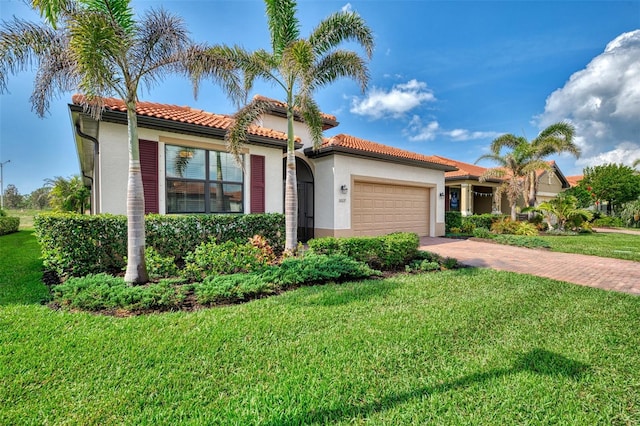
352 181 430 237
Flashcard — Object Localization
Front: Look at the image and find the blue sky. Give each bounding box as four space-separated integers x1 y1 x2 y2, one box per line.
1 0 639 194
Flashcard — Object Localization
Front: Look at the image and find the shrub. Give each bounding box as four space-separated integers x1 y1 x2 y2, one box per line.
445 211 462 233
182 240 269 281
307 232 419 270
490 218 538 236
462 214 503 231
492 235 551 249
34 213 285 279
472 227 492 239
145 247 179 279
0 208 6 217
591 215 624 228
195 253 379 305
620 199 640 228
0 216 20 235
51 273 189 311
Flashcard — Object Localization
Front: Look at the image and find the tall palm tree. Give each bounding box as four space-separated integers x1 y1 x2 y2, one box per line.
0 0 240 283
192 0 374 252
489 122 579 209
476 143 551 220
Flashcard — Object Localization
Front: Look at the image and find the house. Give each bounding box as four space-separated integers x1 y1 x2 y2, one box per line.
436 156 570 216
69 95 456 240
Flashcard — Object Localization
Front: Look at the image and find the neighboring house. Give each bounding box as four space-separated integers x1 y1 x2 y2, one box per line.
69 95 456 240
566 175 583 187
436 156 570 216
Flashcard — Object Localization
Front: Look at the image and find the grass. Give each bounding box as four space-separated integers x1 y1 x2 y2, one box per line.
538 232 640 262
2 231 640 424
4 208 48 229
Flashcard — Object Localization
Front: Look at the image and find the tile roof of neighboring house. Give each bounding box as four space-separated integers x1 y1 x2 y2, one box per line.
253 95 339 130
432 156 490 179
566 175 583 187
305 134 457 171
71 94 296 142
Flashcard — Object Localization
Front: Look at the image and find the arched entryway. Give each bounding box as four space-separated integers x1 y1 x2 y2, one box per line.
283 157 314 242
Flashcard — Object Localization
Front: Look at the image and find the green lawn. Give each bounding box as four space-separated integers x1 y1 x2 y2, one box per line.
538 232 640 262
2 231 640 424
4 208 49 229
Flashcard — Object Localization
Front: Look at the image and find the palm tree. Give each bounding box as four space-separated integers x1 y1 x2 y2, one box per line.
633 158 640 169
45 175 89 213
192 0 374 252
489 122 579 209
476 143 551 221
524 192 592 232
0 0 240 283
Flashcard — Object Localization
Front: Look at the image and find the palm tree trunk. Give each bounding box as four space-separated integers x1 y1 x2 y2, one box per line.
284 105 298 252
123 101 149 284
510 203 517 221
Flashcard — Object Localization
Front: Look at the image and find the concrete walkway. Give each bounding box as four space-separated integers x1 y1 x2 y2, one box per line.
420 237 640 295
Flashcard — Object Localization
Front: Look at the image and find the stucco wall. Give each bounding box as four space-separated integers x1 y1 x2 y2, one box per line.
96 124 285 215
312 153 446 237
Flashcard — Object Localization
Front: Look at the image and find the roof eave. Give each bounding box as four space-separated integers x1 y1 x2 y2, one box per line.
264 104 339 130
68 104 300 151
304 145 457 171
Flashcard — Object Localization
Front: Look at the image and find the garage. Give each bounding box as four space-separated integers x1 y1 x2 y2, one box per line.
352 180 430 236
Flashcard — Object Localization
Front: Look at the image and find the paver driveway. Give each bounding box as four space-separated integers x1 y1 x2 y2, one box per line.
420 237 640 295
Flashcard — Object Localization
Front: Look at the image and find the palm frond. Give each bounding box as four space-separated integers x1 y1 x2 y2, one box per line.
489 133 525 154
312 49 368 92
281 39 313 80
296 94 323 148
0 17 78 116
226 98 274 162
83 0 135 36
309 10 374 59
264 0 299 58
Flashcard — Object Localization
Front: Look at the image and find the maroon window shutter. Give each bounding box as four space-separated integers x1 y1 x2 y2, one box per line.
250 155 265 213
139 139 159 214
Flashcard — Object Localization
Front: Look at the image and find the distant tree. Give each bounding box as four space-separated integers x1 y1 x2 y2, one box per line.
46 176 89 213
633 158 640 169
3 184 24 209
27 186 51 209
563 185 592 209
581 163 640 214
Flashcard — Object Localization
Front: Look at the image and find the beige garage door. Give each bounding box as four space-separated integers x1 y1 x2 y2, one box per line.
352 181 430 236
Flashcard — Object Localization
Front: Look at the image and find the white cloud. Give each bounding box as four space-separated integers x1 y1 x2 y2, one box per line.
537 30 640 160
341 3 352 12
350 79 435 119
575 142 640 169
404 115 501 142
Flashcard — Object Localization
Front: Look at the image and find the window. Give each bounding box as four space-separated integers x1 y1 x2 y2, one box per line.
166 145 244 213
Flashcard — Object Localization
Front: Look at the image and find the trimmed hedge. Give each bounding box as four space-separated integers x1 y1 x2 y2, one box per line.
34 213 285 279
445 211 462 233
307 232 419 270
0 216 20 236
462 214 504 231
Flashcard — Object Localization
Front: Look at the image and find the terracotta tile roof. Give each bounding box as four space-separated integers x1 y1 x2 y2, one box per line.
71 94 292 142
317 134 456 168
433 155 490 179
253 94 338 123
566 175 583 187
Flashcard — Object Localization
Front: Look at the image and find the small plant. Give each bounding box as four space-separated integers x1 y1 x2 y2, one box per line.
472 227 492 239
248 234 276 264
445 211 462 233
449 227 462 234
490 218 538 236
182 240 269 281
592 216 624 228
145 247 179 279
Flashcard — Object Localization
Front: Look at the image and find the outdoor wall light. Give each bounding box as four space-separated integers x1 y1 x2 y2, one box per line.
340 184 348 194
439 192 445 198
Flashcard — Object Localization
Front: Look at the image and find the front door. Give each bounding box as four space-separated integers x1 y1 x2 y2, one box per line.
283 157 314 243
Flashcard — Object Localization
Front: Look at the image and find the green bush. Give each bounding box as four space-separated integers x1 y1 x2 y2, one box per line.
144 247 179 279
472 227 492 239
462 214 503 231
195 253 379 305
492 235 551 249
51 273 189 311
0 208 6 217
592 215 624 228
307 232 419 270
34 213 285 279
445 211 462 233
182 240 269 281
0 216 20 235
490 218 538 236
